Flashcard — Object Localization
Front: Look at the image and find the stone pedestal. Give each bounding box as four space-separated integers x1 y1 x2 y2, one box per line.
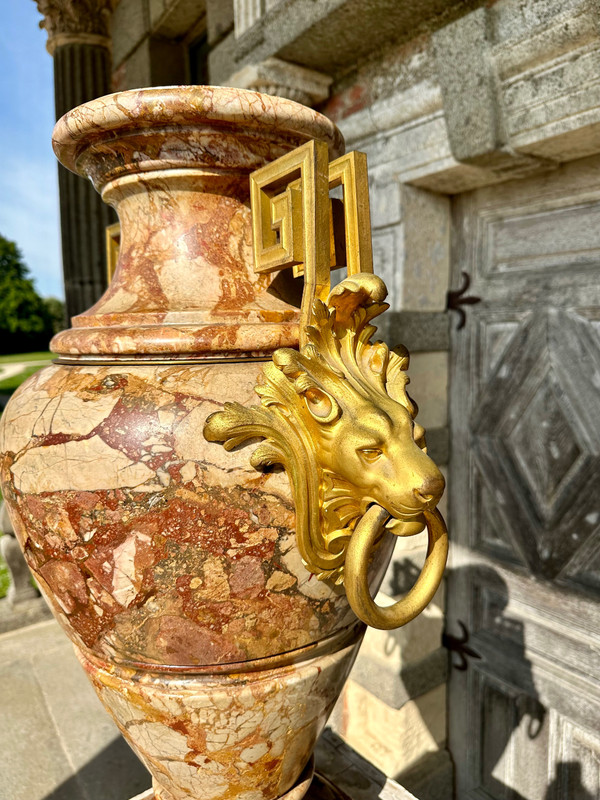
0 502 51 634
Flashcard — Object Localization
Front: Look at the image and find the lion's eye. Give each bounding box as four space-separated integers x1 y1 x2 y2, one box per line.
358 448 383 463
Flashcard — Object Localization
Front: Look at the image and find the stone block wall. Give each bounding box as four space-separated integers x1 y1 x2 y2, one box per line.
111 0 210 89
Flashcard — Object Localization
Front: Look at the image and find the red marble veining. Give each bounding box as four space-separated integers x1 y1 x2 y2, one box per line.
0 362 393 668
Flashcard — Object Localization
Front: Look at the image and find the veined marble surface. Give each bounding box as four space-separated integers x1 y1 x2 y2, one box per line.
0 361 391 667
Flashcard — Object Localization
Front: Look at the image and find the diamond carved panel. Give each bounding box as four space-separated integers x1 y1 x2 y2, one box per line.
471 308 600 580
473 465 527 566
509 372 584 523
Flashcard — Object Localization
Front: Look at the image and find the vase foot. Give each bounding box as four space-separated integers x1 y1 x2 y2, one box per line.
146 756 316 800
131 776 351 800
279 756 315 800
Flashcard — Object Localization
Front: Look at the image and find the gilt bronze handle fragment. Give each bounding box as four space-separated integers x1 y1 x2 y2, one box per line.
345 505 448 630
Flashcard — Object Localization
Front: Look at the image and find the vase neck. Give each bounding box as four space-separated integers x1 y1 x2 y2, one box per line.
49 86 344 359
87 170 293 321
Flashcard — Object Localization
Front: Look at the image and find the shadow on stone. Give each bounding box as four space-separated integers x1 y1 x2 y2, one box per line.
42 736 150 800
315 729 388 800
395 749 453 800
544 761 596 800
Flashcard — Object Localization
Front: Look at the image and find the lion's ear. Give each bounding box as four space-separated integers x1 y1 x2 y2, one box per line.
273 347 341 423
304 387 340 423
297 379 341 424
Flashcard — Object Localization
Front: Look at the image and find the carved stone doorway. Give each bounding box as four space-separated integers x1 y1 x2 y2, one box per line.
447 154 600 799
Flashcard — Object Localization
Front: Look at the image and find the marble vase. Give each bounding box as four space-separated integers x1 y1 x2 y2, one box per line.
0 87 396 800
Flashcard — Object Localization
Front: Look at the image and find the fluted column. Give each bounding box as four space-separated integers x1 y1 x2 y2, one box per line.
35 1 118 318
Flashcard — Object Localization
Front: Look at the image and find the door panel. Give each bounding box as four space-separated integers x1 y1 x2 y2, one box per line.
448 155 600 800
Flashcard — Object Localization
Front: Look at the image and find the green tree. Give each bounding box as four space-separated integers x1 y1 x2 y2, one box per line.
44 296 66 335
0 235 54 353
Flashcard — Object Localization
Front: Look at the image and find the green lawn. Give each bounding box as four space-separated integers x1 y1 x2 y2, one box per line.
0 365 46 393
0 351 54 394
0 537 8 600
0 351 53 364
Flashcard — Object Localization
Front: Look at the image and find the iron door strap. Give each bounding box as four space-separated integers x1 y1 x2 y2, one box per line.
447 271 481 330
443 620 482 670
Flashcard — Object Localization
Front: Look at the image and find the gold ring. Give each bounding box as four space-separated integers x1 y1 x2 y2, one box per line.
345 504 448 630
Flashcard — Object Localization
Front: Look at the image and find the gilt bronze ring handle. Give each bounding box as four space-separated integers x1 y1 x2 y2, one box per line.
345 505 449 630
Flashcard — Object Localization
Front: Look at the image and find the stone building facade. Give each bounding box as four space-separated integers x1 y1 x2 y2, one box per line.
36 1 600 798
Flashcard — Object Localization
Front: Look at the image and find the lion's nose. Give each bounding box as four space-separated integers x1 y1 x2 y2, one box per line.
414 490 434 505
414 474 445 507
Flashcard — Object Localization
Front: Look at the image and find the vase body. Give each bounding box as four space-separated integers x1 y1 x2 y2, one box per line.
0 87 394 800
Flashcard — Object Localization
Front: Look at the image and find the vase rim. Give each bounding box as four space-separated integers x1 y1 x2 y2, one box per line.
53 84 345 177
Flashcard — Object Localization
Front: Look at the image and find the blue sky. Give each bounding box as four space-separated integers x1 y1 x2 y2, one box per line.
0 3 62 299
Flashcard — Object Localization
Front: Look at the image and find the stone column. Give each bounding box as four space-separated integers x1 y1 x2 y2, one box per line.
35 1 118 319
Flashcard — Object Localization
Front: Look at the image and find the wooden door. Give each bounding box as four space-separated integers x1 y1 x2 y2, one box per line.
447 155 600 800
